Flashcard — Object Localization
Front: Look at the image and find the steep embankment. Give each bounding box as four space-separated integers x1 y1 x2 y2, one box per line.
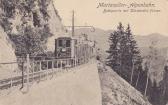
46 0 68 51
98 62 152 105
0 61 102 105
0 0 67 79
0 0 67 53
0 26 18 79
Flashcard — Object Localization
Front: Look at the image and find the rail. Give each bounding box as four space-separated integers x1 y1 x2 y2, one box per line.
0 53 95 91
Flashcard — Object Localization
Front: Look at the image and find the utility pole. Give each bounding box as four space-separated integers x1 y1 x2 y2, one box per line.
72 10 75 37
65 11 95 37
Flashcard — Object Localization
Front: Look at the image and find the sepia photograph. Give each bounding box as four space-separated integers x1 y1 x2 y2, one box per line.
0 0 168 105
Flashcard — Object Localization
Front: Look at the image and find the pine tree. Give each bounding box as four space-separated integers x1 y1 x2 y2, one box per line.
107 23 142 85
125 24 142 85
118 24 142 84
106 31 120 73
106 23 142 85
118 23 127 78
106 22 124 74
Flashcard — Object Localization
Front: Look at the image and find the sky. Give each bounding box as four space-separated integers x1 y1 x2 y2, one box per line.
54 0 168 36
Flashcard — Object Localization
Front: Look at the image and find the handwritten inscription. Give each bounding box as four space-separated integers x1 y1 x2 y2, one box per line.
96 2 161 13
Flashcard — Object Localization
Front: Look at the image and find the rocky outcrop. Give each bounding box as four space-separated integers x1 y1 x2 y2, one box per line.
0 0 67 53
46 0 68 51
0 0 67 78
0 26 18 79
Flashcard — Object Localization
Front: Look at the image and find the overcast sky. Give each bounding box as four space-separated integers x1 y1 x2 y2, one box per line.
54 0 168 36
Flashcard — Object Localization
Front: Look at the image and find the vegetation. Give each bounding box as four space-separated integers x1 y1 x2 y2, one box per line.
106 22 155 103
0 0 53 56
106 23 142 86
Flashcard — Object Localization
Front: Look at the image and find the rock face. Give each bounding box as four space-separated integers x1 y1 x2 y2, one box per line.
0 26 18 79
0 0 67 77
0 0 67 53
0 26 16 63
46 1 68 51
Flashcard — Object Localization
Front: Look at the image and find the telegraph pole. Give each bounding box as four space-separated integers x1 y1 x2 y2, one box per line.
72 10 75 37
65 11 95 36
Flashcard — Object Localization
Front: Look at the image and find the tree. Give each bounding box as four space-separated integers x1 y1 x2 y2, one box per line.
126 25 142 85
106 23 142 86
0 0 53 56
106 31 120 73
144 41 158 96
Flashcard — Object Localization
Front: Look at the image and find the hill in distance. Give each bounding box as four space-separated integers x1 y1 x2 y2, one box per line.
76 28 168 82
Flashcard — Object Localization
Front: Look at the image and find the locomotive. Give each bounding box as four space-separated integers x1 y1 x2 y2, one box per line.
54 36 95 63
55 37 76 59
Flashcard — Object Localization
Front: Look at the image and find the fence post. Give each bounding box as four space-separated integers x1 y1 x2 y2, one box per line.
46 61 48 80
32 60 34 82
20 61 24 89
10 63 13 92
51 60 54 78
39 61 42 81
60 60 63 69
72 58 75 67
67 59 69 68
75 56 77 67
76 57 78 66
56 60 59 73
26 54 30 91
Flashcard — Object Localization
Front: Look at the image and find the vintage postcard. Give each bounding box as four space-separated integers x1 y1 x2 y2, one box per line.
0 0 167 105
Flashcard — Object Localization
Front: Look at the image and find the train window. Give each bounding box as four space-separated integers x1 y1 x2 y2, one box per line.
66 40 71 47
58 40 63 47
75 40 77 44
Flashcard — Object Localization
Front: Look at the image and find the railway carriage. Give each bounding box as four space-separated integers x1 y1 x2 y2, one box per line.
55 36 95 66
55 37 77 59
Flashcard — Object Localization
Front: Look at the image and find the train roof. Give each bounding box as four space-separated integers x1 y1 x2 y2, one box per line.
56 37 71 39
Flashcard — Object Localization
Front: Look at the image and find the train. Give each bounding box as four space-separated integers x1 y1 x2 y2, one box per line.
54 36 95 64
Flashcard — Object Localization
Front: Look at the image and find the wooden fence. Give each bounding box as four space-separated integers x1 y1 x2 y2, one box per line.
0 50 95 91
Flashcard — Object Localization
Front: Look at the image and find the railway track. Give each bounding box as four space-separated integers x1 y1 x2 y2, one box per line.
0 47 95 91
0 64 76 91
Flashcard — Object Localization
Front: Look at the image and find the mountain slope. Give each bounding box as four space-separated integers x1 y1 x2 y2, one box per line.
76 28 168 82
0 26 18 79
75 28 111 52
0 0 67 79
46 0 68 51
0 0 66 53
135 33 168 49
98 62 151 105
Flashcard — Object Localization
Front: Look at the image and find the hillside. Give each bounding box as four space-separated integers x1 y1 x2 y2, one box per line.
75 28 110 52
0 0 69 82
76 28 168 82
76 29 168 53
135 34 168 82
135 33 168 49
98 62 152 105
46 0 68 51
0 0 67 53
0 26 18 79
